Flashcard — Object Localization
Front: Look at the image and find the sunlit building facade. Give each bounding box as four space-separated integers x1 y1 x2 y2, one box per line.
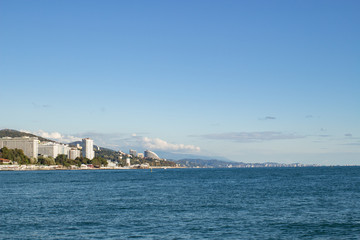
69 148 81 160
144 150 160 160
38 142 59 158
0 137 38 158
82 138 94 160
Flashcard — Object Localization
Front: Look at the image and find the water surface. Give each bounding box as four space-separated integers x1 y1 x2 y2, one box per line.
1 167 359 239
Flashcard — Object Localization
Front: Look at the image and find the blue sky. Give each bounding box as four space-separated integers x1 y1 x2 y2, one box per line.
1 0 359 165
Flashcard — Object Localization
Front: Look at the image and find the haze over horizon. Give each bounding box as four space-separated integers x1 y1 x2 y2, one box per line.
1 1 359 165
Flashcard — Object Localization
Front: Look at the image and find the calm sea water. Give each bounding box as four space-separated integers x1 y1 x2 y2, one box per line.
1 167 360 239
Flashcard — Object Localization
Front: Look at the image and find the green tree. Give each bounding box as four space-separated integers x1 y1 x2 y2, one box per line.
101 158 108 167
30 157 37 164
38 156 55 165
75 156 90 164
55 154 68 165
91 157 107 167
0 147 30 164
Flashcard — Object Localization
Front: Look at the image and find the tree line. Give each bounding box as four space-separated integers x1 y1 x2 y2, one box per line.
0 147 31 164
54 154 108 168
0 147 108 167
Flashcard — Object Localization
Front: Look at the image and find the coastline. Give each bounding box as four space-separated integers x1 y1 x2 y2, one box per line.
0 164 184 171
1 164 358 171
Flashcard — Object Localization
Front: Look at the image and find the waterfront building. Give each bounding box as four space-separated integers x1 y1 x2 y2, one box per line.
38 142 59 158
107 160 117 168
58 144 70 156
144 150 160 160
137 153 144 158
69 148 81 160
0 137 38 158
0 158 11 164
126 158 131 167
82 138 94 160
39 142 77 159
129 149 137 157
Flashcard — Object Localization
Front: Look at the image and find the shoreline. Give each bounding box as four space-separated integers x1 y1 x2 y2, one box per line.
0 165 359 171
0 164 185 171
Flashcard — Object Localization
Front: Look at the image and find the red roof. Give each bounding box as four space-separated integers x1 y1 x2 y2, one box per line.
0 158 10 162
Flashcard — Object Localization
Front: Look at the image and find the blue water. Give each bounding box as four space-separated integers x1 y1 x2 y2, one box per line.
1 167 360 239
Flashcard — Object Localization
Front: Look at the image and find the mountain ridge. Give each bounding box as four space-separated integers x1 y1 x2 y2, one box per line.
0 129 56 143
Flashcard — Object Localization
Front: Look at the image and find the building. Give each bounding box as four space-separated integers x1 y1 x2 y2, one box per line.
137 153 144 158
0 137 38 158
58 144 70 156
0 158 11 164
82 138 94 160
38 142 59 158
69 148 81 160
39 142 78 159
129 149 137 157
144 150 160 160
107 160 117 168
125 158 131 167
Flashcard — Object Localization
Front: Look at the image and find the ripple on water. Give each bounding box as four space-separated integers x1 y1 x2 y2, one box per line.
1 167 360 239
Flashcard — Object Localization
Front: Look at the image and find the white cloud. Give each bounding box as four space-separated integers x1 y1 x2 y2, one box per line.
36 130 62 139
78 133 200 152
259 116 276 121
19 129 31 134
22 130 200 153
25 130 81 143
139 137 201 152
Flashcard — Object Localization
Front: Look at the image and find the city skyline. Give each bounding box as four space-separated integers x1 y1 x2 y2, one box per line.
1 1 359 165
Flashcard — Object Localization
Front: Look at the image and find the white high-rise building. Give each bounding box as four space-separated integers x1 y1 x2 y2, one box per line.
38 142 59 158
58 144 70 156
0 137 38 158
82 138 94 160
39 142 78 159
69 148 81 160
126 158 131 167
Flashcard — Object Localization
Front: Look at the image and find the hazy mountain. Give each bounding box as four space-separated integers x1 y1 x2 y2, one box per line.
174 159 238 168
151 151 231 162
174 159 312 168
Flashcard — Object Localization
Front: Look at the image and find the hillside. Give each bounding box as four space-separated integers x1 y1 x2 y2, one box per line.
0 129 56 143
174 159 238 168
173 159 310 168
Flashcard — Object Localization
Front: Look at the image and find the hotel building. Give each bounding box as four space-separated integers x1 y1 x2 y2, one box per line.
38 142 59 158
144 150 160 160
82 138 94 160
69 148 81 160
0 137 39 158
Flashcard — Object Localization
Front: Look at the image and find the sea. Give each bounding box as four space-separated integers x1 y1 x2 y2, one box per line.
0 167 360 239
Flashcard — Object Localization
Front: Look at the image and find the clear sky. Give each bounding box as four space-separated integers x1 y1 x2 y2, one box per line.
1 0 359 165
